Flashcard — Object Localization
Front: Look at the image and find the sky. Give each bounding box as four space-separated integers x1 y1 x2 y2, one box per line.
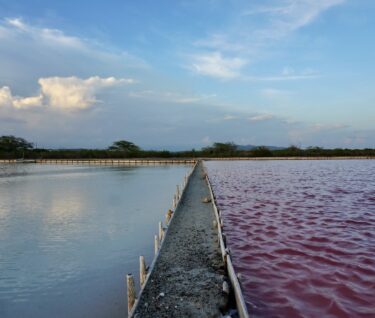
0 0 374 150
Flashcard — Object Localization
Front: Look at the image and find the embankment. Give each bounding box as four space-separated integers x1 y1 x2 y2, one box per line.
132 162 227 317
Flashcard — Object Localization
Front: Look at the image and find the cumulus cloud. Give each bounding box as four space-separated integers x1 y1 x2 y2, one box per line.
0 86 43 109
190 52 247 79
0 76 133 111
0 87 13 107
39 76 132 110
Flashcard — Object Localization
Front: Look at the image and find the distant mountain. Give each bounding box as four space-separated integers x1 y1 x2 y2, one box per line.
236 144 286 151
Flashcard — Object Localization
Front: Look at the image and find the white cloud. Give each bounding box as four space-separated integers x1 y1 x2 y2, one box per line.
261 88 292 97
5 18 85 49
311 123 349 132
0 76 133 111
251 67 319 81
13 94 44 109
128 90 216 104
189 0 344 80
190 52 247 79
0 87 13 107
245 0 346 38
287 121 351 145
39 76 130 110
0 17 148 85
0 86 43 109
248 114 275 122
223 114 238 120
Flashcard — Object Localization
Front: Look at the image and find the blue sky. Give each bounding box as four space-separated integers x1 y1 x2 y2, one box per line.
0 0 374 149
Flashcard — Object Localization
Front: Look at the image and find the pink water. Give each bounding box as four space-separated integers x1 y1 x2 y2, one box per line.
205 160 375 318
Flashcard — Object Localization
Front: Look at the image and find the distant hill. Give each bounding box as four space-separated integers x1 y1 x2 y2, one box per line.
236 144 286 151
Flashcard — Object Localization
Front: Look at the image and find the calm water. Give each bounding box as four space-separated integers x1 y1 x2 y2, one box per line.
205 160 375 318
0 163 190 318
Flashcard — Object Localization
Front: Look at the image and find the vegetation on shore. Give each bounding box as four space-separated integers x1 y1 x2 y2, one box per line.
0 136 374 159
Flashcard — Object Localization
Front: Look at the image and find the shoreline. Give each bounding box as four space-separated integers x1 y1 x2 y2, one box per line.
0 156 374 165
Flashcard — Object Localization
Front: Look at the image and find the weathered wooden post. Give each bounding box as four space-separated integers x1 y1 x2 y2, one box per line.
126 274 136 315
176 184 180 200
139 256 147 287
165 209 173 224
223 280 230 294
154 234 159 255
213 219 218 229
158 221 164 242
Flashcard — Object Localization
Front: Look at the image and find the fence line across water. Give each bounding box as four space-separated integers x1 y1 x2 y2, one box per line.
1 157 374 166
0 159 196 165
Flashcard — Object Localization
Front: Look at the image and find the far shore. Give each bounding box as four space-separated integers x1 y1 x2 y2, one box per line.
0 156 375 164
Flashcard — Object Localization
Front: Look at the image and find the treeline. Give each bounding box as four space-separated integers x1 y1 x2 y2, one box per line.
0 136 374 159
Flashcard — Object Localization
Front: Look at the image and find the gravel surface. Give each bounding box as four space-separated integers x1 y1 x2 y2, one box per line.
133 162 228 317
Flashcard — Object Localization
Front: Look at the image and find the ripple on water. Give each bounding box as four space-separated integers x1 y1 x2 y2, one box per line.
206 160 375 318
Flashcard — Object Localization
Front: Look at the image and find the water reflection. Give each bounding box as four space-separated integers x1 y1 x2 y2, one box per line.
0 163 190 318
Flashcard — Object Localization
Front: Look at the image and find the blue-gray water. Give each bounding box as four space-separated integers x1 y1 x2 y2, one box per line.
0 163 191 318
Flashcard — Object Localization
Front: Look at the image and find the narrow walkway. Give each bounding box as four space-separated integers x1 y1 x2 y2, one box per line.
133 162 227 317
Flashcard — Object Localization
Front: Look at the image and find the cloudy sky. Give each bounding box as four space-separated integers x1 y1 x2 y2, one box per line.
0 0 374 149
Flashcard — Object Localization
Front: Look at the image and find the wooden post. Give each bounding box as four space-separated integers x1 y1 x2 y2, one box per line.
154 234 159 255
213 220 218 229
139 256 147 287
176 185 180 200
165 209 173 224
126 274 136 315
223 281 230 294
158 221 164 242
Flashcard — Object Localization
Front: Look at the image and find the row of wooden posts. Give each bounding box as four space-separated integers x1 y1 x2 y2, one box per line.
126 164 196 316
0 159 196 165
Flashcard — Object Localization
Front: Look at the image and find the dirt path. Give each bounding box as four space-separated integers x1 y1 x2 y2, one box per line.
133 162 227 317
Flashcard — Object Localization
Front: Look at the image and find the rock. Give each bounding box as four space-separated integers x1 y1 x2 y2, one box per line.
222 281 230 294
202 197 212 203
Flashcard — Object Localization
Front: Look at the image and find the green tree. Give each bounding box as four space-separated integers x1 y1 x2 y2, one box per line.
251 146 273 157
202 142 237 156
108 140 140 152
0 135 33 152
